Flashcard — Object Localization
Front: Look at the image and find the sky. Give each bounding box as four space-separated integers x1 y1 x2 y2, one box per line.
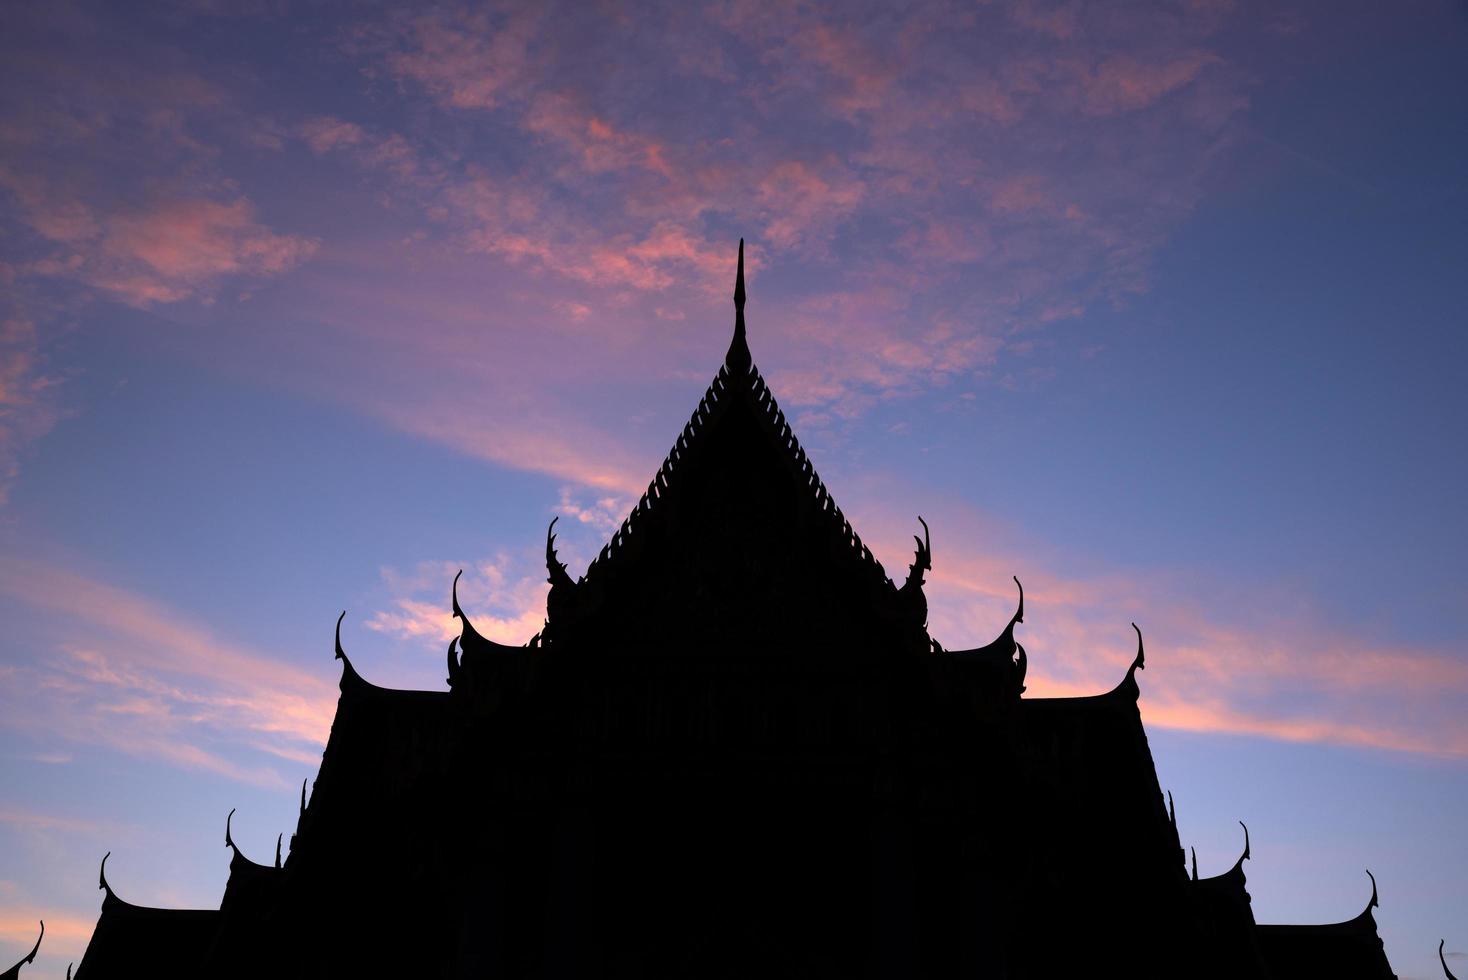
0 0 1465 976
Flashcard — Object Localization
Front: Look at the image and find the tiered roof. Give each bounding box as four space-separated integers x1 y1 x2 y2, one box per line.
45 241 1419 979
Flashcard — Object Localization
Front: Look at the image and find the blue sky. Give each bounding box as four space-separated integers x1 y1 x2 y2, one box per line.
1 2 1465 976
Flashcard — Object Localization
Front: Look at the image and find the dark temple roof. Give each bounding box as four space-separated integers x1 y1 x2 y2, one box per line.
1256 872 1397 979
530 240 940 664
72 855 219 980
59 240 1407 980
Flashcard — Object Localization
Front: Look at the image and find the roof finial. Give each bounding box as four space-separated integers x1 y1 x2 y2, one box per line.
334 611 364 691
4 920 42 976
726 238 751 377
1442 939 1460 980
546 517 574 591
1190 845 1198 881
452 570 485 649
275 833 283 869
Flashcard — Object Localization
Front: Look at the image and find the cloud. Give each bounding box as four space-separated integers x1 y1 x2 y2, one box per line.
0 317 65 506
367 554 549 648
298 116 368 154
371 396 648 495
85 199 317 306
848 507 1468 759
0 559 339 789
374 6 545 111
271 0 1252 433
2 165 315 308
9 0 1426 765
1080 52 1222 115
0 909 94 964
525 93 673 178
0 806 119 838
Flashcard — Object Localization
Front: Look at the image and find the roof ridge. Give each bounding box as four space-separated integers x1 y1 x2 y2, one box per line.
578 359 888 587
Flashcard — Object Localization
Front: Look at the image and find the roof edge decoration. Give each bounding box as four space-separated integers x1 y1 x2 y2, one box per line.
1258 870 1383 934
335 609 457 699
1193 821 1251 893
0 920 41 980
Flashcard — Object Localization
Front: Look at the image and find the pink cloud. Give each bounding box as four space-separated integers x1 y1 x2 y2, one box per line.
1081 52 1222 116
298 116 368 153
0 806 117 837
376 6 544 111
0 559 339 788
1010 0 1081 41
525 93 673 178
991 174 1054 214
849 506 1468 759
756 160 865 251
0 317 65 506
372 396 647 496
96 199 316 302
0 909 94 963
367 554 550 648
5 183 317 307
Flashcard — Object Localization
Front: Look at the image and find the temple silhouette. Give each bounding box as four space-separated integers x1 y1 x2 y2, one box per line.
28 243 1423 978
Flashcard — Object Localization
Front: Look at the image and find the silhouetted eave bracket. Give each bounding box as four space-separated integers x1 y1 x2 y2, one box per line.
95 852 212 918
223 808 280 879
1019 624 1148 709
333 610 452 700
0 920 41 980
1257 871 1384 936
1192 821 1252 899
936 576 1024 663
449 570 531 686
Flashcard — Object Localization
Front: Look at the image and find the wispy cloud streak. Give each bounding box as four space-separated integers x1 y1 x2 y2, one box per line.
0 559 338 789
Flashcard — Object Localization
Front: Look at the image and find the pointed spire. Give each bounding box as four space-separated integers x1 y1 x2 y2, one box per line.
275 832 283 869
726 238 751 377
1190 846 1198 881
734 237 746 309
300 778 308 819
